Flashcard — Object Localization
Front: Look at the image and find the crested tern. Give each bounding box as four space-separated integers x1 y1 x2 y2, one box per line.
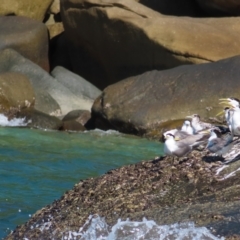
164 133 193 157
206 128 234 156
181 120 194 135
187 114 214 134
219 98 240 136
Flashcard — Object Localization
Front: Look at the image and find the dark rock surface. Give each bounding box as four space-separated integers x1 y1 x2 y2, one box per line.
17 109 63 130
196 0 240 16
138 0 201 16
92 55 240 139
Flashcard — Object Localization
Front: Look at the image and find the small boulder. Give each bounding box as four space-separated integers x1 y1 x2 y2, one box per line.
60 120 86 131
62 109 91 127
17 109 63 130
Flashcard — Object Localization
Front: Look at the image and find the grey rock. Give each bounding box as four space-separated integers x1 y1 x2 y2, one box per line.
0 49 98 116
51 66 101 101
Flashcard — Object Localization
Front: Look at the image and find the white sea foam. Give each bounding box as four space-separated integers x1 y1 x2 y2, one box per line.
29 214 224 240
0 114 30 127
85 128 121 136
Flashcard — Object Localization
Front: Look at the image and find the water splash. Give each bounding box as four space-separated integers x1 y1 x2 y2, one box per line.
0 114 30 127
30 214 224 240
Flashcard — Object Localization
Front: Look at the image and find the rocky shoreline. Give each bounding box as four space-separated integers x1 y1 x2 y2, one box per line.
5 140 240 239
2 0 240 239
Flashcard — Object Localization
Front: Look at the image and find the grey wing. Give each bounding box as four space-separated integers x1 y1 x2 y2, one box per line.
180 134 206 146
207 139 224 153
175 131 190 140
175 142 191 157
223 134 233 147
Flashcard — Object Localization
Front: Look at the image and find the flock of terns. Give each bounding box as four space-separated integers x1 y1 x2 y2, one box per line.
163 97 240 159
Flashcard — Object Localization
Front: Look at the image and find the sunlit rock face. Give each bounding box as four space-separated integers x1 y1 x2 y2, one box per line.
92 55 240 139
61 0 240 89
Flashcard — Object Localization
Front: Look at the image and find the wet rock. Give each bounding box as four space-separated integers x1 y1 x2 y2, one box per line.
17 109 63 130
5 144 240 239
61 0 240 88
0 16 49 71
92 55 240 139
60 120 86 131
0 72 35 117
0 0 53 21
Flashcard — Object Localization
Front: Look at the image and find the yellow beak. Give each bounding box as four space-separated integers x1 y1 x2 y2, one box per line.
216 110 224 117
219 101 233 107
199 129 211 134
219 98 230 101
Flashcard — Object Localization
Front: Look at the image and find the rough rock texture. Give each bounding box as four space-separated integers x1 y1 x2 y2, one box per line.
61 0 240 88
0 16 49 71
0 0 53 21
6 140 240 239
196 0 240 16
92 55 240 139
0 72 35 117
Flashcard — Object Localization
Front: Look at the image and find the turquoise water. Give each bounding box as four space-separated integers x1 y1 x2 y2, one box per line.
0 127 163 238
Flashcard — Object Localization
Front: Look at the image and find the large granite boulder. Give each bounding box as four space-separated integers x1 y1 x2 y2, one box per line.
0 16 49 71
92 55 240 138
0 0 53 21
60 0 240 89
196 0 240 16
0 49 101 117
0 72 35 117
